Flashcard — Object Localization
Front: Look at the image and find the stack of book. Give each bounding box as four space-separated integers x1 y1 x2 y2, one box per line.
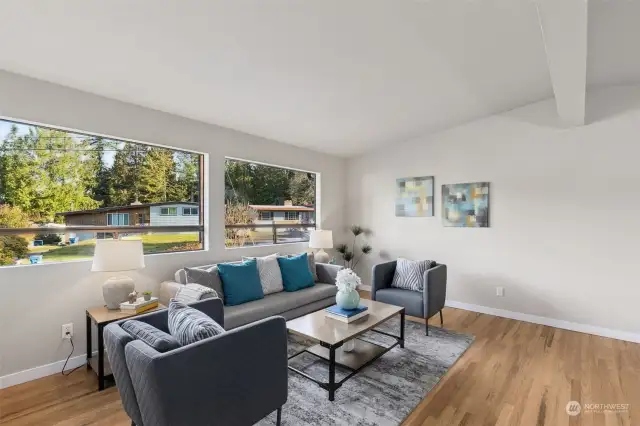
325 305 369 323
120 297 159 314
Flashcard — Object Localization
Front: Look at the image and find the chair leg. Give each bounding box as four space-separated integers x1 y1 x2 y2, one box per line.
439 310 444 326
276 407 282 426
425 319 429 336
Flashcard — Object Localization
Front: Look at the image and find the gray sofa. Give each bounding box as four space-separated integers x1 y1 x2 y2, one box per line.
372 260 447 335
104 299 288 426
160 261 342 329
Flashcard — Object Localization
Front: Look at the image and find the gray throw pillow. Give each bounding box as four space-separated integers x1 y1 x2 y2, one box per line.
185 266 224 304
168 299 225 346
391 258 437 292
121 320 181 353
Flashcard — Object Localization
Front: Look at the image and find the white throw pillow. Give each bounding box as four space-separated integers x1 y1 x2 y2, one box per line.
391 258 436 292
242 254 284 295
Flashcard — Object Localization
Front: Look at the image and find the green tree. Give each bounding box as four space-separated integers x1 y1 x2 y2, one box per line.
138 148 183 203
289 172 316 206
175 152 200 202
0 204 30 228
87 137 118 206
109 142 145 205
0 127 99 222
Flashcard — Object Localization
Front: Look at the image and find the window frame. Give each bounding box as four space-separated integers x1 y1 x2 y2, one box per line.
224 156 318 249
107 213 130 226
0 114 207 267
160 207 178 216
285 211 300 221
182 207 198 216
259 211 273 221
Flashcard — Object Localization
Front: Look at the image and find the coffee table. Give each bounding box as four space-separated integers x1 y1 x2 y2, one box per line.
286 299 405 401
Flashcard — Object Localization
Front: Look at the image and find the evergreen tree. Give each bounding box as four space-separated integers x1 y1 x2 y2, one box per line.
109 142 145 205
139 148 182 203
0 127 99 222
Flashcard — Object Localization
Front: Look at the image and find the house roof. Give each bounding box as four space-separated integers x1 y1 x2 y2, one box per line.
56 202 199 216
249 205 314 212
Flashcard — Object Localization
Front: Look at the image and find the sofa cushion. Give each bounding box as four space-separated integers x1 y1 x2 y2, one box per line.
185 266 225 303
278 253 315 292
168 299 225 346
224 283 337 329
242 253 284 295
217 258 264 306
391 258 436 291
375 288 424 317
121 319 181 353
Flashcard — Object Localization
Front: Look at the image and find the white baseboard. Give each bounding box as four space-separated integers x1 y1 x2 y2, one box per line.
0 354 87 389
359 284 372 292
445 300 640 344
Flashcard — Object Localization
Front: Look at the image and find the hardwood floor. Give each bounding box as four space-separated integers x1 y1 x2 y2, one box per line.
1 303 638 426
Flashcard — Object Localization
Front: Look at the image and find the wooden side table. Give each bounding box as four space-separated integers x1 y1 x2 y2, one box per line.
86 303 166 391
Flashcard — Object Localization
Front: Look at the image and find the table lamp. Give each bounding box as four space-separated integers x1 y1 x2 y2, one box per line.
91 239 145 309
309 230 333 264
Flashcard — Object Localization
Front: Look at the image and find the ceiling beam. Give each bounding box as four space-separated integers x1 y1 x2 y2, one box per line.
535 0 588 126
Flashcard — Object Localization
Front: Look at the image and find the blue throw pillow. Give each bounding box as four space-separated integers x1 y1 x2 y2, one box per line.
217 258 264 306
278 253 315 292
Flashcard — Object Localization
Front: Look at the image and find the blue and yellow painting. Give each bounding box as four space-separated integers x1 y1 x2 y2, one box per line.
442 182 490 227
396 176 434 217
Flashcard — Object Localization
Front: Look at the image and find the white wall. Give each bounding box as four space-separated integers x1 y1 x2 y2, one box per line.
150 204 200 226
0 70 346 383
347 86 640 336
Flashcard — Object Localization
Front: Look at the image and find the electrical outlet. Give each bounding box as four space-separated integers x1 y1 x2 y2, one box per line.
496 287 505 297
62 323 74 339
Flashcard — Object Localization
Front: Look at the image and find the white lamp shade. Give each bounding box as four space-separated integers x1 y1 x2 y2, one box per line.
91 239 145 272
309 230 333 249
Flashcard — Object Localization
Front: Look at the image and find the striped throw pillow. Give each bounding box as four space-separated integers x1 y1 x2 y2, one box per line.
175 284 218 304
168 299 225 346
391 258 436 292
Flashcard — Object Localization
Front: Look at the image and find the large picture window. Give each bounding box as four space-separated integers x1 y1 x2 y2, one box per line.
0 118 204 266
225 158 316 248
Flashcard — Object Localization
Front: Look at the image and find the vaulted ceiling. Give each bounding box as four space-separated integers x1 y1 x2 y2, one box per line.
0 1 636 156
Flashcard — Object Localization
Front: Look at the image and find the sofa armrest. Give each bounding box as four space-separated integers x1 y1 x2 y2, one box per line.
159 281 183 306
423 264 447 318
371 261 396 300
316 263 343 284
125 316 288 426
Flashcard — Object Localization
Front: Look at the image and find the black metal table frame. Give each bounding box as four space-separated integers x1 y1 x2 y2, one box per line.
85 312 114 391
288 309 405 401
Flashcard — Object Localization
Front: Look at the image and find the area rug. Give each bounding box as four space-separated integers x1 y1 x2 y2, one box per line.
256 319 474 426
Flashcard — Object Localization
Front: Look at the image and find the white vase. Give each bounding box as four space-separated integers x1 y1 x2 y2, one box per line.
336 288 360 310
103 276 135 309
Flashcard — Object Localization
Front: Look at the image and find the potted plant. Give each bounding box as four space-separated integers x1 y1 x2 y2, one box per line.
335 225 372 269
142 291 153 301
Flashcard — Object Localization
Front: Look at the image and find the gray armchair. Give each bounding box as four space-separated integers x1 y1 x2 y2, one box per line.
104 298 288 426
371 260 447 335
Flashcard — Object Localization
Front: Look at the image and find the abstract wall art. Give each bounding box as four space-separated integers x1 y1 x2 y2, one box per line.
395 176 434 217
442 182 490 227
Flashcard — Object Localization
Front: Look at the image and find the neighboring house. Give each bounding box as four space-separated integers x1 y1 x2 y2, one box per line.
56 202 200 241
250 201 315 225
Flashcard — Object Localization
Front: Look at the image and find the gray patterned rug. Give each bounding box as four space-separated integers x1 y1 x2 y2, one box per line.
256 319 474 426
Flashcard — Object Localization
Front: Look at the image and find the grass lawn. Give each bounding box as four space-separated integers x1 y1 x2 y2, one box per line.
20 233 201 264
